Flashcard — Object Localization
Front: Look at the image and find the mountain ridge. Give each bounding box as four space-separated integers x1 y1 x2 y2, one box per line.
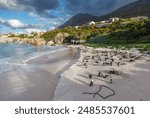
59 0 150 28
99 0 150 20
59 13 99 28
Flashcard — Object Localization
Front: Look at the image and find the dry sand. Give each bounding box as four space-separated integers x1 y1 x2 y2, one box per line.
54 47 150 101
0 47 79 101
1 44 150 101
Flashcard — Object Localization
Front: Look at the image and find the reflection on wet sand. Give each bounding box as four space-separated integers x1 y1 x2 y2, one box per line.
0 47 79 101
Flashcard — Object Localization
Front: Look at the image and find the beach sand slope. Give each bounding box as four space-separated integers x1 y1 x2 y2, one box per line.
54 47 150 101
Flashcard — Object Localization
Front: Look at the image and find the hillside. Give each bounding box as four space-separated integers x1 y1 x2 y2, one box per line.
59 13 99 28
59 0 150 28
42 17 150 50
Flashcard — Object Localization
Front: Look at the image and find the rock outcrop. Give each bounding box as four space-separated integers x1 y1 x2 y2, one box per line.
54 33 64 44
0 37 46 46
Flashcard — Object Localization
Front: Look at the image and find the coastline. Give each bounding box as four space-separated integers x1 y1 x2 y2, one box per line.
0 45 80 100
0 37 46 46
1 43 150 101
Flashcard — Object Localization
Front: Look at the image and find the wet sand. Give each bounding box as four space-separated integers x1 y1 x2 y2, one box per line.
0 47 79 101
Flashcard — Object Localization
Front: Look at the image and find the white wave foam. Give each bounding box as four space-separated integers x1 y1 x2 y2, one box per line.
0 46 68 74
22 48 68 63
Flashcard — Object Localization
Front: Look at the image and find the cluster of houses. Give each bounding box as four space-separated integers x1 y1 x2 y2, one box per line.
75 17 120 29
75 16 149 29
72 16 148 44
131 16 148 21
96 17 120 28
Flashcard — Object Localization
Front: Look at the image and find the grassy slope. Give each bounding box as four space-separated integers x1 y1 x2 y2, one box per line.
85 18 150 51
85 35 150 51
42 17 150 51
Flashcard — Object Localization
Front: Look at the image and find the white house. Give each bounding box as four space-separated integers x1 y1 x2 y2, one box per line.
131 16 148 21
96 24 106 28
110 17 120 23
101 19 112 24
74 26 80 29
101 20 108 24
88 21 96 25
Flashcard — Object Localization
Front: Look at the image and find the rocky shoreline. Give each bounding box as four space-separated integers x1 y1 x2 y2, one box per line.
0 37 46 46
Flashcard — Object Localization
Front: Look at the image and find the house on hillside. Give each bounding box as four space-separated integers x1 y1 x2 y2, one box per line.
96 24 106 28
109 17 120 23
96 19 112 28
88 21 96 26
100 20 110 24
74 26 80 29
131 16 148 21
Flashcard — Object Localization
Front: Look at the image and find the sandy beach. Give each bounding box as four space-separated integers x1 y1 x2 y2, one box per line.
1 44 150 101
0 46 79 101
54 46 150 101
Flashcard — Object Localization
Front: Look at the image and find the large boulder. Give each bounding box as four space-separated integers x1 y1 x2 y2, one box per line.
47 41 55 46
23 38 46 46
54 32 64 44
36 38 46 46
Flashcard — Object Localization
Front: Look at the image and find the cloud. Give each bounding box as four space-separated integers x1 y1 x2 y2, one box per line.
0 0 27 11
0 0 17 9
0 0 139 33
6 19 25 28
28 12 38 17
64 0 138 16
0 18 41 29
37 16 65 30
0 0 138 19
0 0 59 18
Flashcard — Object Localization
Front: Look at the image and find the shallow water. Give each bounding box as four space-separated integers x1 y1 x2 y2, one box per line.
0 43 77 100
0 43 65 74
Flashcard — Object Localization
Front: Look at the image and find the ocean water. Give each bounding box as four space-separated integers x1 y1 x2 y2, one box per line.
0 43 66 73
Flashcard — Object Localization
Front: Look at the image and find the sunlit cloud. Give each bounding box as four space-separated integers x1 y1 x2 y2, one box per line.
0 18 41 29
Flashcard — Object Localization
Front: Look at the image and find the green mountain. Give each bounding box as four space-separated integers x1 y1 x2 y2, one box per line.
59 0 150 28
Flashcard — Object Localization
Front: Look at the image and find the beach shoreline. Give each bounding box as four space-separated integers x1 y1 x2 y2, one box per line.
0 45 80 101
54 46 150 101
1 44 150 101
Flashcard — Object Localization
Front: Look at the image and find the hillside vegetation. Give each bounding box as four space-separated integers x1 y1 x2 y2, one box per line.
86 18 150 51
42 17 150 50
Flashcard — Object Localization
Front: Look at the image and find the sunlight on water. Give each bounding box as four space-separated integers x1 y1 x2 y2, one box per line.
0 43 66 73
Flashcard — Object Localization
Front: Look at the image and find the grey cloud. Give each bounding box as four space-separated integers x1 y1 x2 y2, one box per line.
18 0 59 17
65 0 138 16
0 0 138 19
0 0 59 18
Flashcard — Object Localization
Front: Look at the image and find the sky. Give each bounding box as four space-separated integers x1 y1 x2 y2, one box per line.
0 0 137 34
